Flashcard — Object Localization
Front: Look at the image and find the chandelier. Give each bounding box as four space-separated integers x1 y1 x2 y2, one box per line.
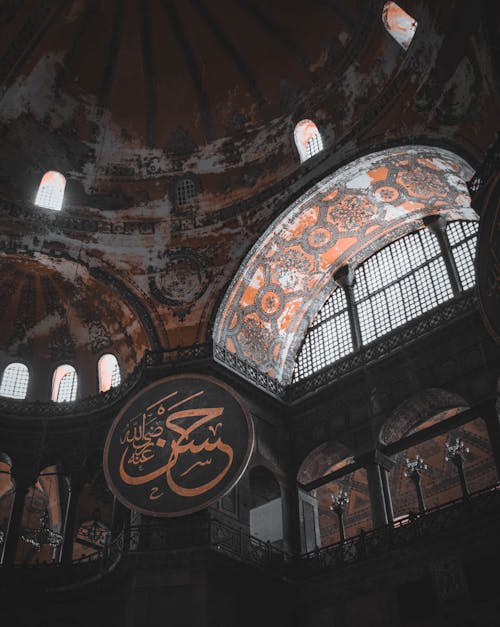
444 438 470 463
330 488 350 511
20 510 63 550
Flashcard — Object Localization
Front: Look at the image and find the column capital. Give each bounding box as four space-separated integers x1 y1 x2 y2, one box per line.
358 448 395 471
334 264 355 289
423 214 448 235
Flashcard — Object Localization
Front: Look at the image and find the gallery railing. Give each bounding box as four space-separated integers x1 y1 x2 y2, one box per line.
125 513 291 577
299 482 500 576
2 484 499 589
0 529 124 591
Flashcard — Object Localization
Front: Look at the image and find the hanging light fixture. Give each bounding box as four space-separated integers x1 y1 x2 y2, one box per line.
21 509 63 550
20 468 63 551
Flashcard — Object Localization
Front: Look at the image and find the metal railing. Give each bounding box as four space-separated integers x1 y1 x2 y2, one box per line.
300 482 500 576
1 484 499 589
125 513 291 577
0 529 124 591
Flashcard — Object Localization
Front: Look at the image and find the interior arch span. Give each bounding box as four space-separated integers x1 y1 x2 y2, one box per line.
379 387 470 446
213 146 475 383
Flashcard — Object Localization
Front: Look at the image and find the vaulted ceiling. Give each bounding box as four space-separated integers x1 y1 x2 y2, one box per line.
0 0 498 396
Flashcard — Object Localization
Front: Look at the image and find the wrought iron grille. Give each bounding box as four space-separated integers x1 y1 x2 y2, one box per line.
305 132 323 159
0 363 29 399
293 288 352 381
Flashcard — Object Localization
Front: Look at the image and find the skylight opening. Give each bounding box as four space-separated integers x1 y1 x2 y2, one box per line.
0 363 29 399
382 2 418 51
98 353 121 393
176 178 197 207
35 171 66 211
294 120 324 163
52 364 77 402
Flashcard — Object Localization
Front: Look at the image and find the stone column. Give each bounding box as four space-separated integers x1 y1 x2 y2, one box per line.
282 484 303 556
1 474 30 566
365 459 389 529
482 409 500 481
377 452 395 524
60 475 84 566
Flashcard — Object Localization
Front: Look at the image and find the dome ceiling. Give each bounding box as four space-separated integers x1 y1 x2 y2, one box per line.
0 254 150 393
0 0 380 205
0 0 497 391
214 146 476 383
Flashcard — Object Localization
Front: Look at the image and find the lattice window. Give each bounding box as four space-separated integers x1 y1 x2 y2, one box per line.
0 363 29 399
111 363 121 388
447 220 478 291
35 171 66 211
52 364 77 402
176 178 197 207
98 353 121 393
305 133 323 160
294 120 323 163
293 287 353 381
382 2 418 51
354 229 453 345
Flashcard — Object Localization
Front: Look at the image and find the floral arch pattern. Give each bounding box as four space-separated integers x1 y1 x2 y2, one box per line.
213 146 475 384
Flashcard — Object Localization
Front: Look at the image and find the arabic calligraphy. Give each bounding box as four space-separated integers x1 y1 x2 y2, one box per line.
104 375 254 517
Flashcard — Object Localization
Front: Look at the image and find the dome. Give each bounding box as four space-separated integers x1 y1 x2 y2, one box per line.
0 253 151 398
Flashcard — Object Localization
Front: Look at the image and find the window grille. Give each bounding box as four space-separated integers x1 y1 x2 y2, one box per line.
305 132 323 160
111 362 121 388
0 363 29 399
35 171 66 211
176 178 197 207
294 120 323 163
55 368 77 402
293 287 352 381
354 229 453 344
98 353 121 392
293 222 478 381
447 221 478 291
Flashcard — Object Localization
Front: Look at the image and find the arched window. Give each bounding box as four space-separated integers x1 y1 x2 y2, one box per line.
294 287 352 381
382 2 418 50
34 171 66 211
293 221 478 380
0 362 29 399
354 228 451 344
176 177 197 208
98 353 121 393
52 364 77 402
294 120 323 163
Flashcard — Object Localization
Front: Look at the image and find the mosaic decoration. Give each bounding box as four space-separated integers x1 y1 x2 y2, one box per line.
214 147 475 383
103 375 254 517
149 248 210 320
0 254 150 377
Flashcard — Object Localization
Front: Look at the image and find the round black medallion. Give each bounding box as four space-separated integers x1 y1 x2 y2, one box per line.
103 374 254 517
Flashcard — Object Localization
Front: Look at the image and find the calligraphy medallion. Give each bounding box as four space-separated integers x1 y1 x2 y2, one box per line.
103 374 254 517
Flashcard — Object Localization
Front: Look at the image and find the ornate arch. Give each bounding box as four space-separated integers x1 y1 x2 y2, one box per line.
213 146 475 383
379 387 470 445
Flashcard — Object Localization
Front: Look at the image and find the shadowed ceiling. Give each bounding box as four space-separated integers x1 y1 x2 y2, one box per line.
0 0 498 397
